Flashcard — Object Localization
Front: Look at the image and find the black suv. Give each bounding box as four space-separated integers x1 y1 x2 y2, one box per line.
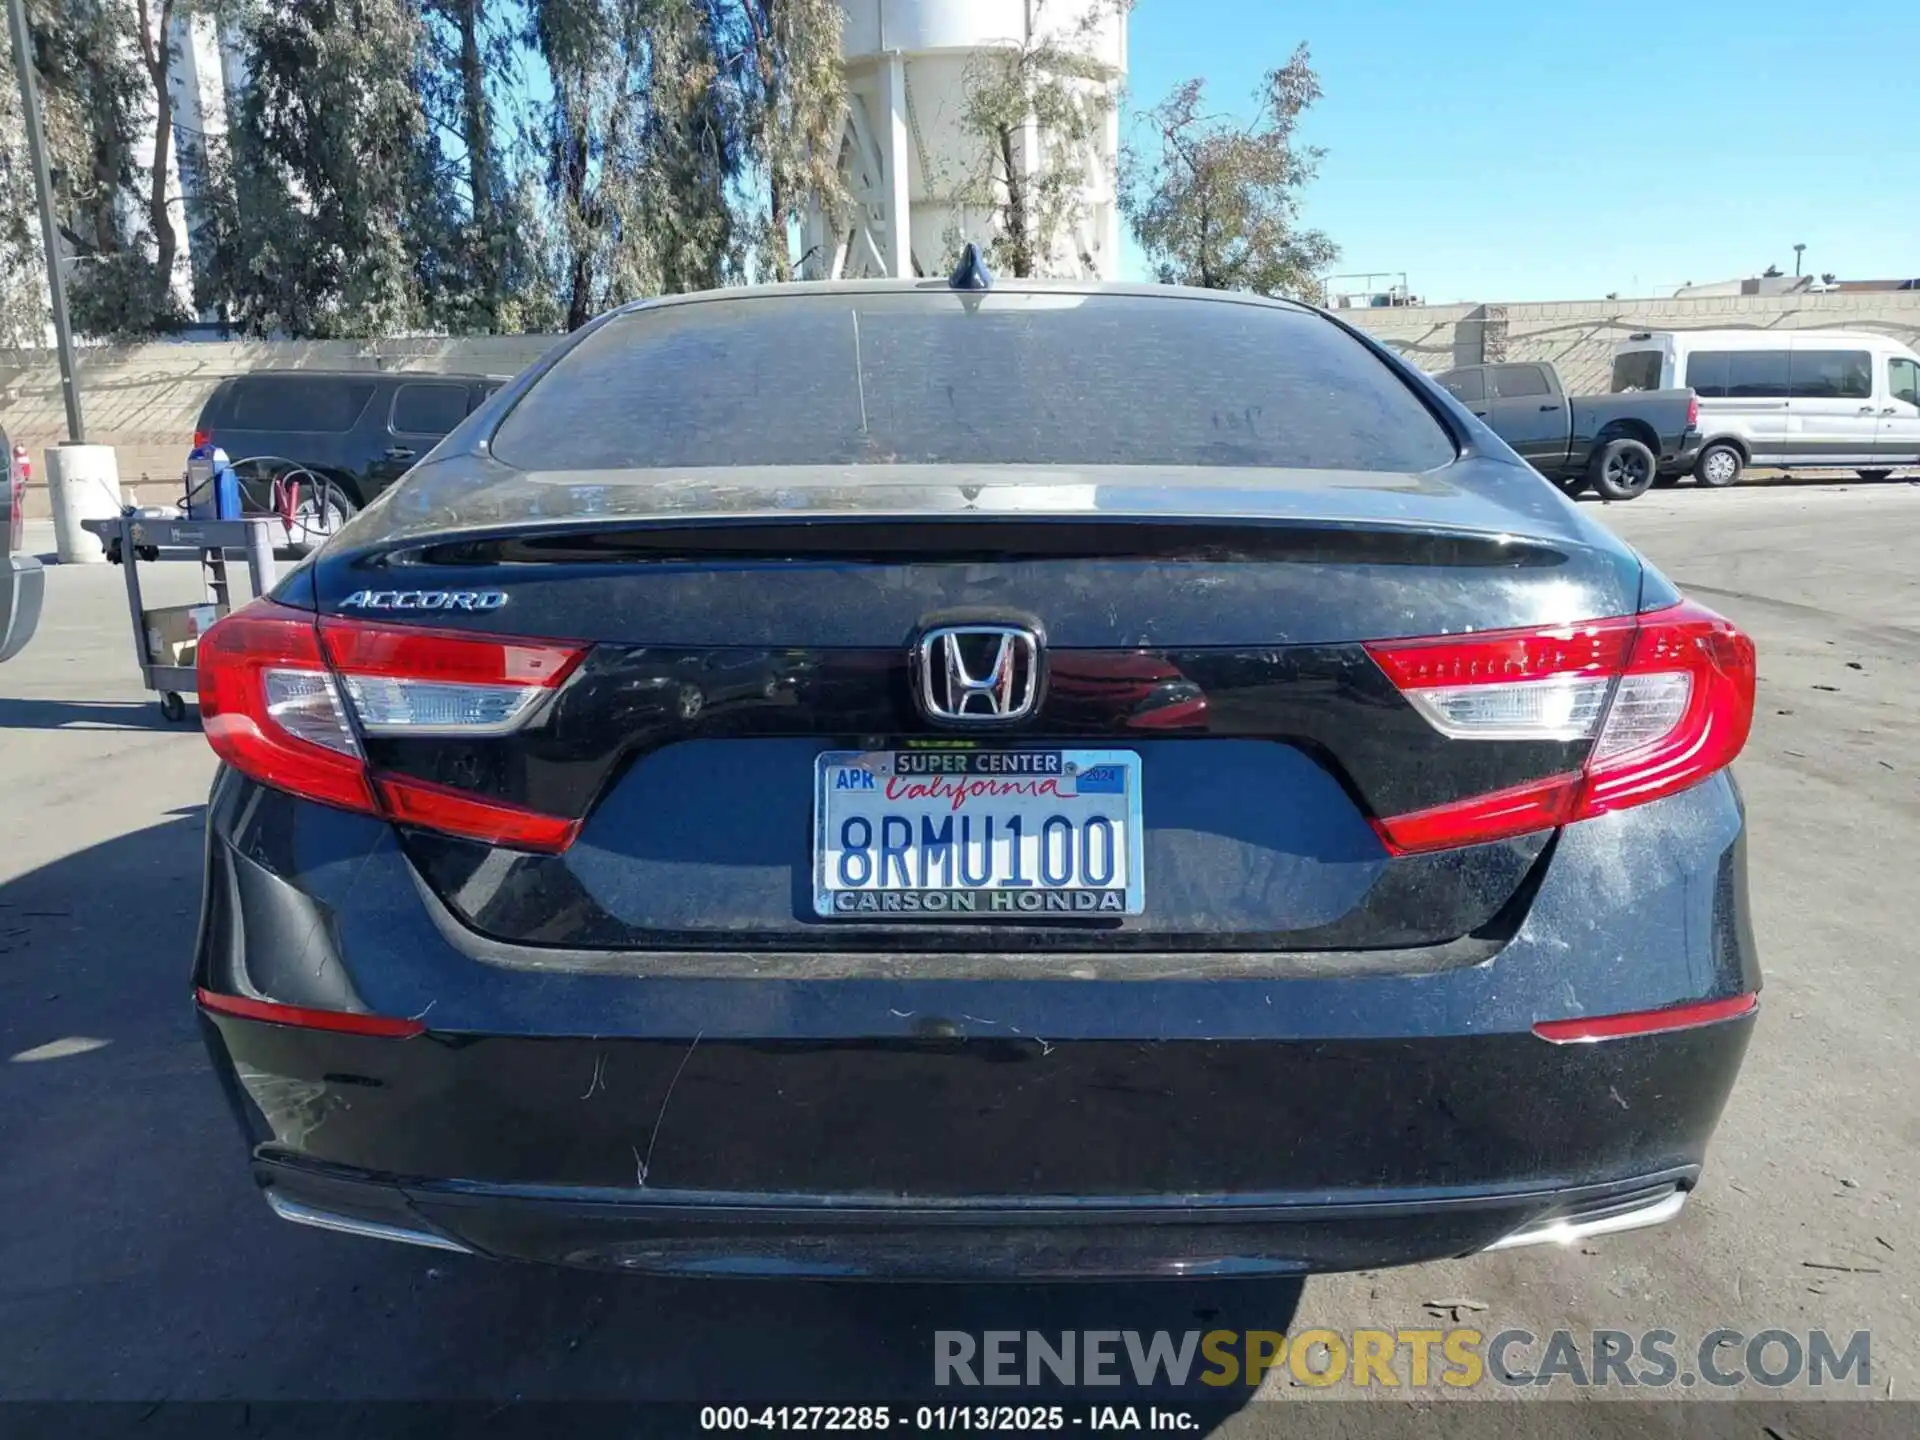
190 371 509 516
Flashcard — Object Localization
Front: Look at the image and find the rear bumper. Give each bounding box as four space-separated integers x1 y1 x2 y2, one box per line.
196 769 1760 1279
1665 433 1706 473
203 998 1754 1278
251 1156 1704 1279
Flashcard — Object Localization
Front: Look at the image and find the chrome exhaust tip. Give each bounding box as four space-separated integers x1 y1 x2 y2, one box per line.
265 1191 472 1255
1486 1185 1687 1252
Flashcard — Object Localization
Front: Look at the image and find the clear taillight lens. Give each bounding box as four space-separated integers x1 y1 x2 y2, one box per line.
262 668 360 755
1589 672 1692 760
340 675 549 735
1403 674 1614 742
197 601 587 851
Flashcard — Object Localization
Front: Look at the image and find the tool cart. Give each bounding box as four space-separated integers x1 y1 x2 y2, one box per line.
80 513 280 722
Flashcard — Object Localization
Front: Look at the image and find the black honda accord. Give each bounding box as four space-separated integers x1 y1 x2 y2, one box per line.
192 275 1759 1278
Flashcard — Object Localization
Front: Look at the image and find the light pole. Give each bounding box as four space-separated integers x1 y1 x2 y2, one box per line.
6 0 86 441
1793 243 1806 278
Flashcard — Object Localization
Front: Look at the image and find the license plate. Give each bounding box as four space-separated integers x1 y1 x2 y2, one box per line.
813 748 1144 919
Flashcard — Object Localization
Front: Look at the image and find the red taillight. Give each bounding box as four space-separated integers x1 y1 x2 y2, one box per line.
1686 393 1699 429
318 615 583 736
376 774 582 852
1367 772 1583 855
192 429 211 450
196 600 588 851
1532 992 1756 1043
1366 621 1633 690
197 603 376 814
1366 599 1755 853
195 986 426 1037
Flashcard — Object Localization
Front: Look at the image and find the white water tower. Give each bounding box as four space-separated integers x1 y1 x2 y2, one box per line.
806 0 1127 281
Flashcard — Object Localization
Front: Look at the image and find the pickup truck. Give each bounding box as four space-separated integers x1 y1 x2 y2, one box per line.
1433 361 1698 500
1 432 43 662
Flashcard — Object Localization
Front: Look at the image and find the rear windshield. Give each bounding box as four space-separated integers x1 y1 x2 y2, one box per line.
492 292 1456 473
1611 351 1664 392
224 376 376 432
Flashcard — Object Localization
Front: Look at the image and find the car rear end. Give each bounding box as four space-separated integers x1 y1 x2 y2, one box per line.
191 286 1759 1278
1578 388 1703 478
2 434 43 663
1672 388 1705 473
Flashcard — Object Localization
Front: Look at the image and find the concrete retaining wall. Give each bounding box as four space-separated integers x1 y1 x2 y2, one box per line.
1333 302 1481 371
1344 292 1920 394
0 337 558 517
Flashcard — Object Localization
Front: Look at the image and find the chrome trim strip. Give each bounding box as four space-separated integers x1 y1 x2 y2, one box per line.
1486 1186 1686 1251
265 1191 472 1254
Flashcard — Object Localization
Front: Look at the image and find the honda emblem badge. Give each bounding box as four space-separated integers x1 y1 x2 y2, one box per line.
916 625 1042 724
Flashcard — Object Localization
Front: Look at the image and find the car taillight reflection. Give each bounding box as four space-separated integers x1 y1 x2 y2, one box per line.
1048 652 1211 731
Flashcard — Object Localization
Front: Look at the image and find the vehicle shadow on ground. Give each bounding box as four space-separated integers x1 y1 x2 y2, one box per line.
0 697 186 731
0 817 1297 1413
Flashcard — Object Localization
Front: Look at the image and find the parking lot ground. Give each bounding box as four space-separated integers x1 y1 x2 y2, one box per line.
1295 480 1920 1400
0 483 1915 1425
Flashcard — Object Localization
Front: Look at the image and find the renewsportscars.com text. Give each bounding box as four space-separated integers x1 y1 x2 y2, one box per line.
933 1329 1873 1390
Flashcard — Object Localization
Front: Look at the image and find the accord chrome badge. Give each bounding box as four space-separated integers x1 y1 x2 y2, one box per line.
915 624 1043 724
338 590 508 612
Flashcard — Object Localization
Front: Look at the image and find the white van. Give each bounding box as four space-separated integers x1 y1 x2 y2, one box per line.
1610 329 1920 486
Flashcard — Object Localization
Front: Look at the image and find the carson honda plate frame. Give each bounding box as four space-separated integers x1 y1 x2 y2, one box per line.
812 747 1146 920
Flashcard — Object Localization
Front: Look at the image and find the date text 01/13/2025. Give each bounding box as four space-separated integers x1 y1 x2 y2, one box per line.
697 1404 1199 1431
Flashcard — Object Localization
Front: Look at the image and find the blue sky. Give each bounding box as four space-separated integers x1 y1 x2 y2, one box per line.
1117 0 1920 301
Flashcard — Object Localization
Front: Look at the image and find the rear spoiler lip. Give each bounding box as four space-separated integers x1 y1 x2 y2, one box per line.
323 450 1616 551
364 511 1594 571
382 500 1546 537
321 456 1611 549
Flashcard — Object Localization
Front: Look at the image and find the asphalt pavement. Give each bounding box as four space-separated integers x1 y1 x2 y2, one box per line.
0 479 1914 1430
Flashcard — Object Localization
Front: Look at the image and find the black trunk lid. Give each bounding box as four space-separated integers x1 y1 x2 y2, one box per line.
304 461 1648 955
